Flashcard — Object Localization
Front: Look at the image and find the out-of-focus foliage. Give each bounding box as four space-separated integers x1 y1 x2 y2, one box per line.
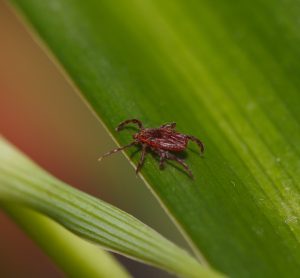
0 137 219 278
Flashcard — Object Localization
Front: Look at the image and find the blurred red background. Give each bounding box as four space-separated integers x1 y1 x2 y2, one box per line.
0 1 189 277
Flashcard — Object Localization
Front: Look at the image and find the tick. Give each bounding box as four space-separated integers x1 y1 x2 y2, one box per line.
99 119 204 178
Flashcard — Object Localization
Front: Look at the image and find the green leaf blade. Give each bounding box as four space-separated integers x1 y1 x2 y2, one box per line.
8 0 300 276
3 205 132 278
0 136 220 278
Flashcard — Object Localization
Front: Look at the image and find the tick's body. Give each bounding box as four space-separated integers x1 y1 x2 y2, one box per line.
99 119 204 178
136 128 188 152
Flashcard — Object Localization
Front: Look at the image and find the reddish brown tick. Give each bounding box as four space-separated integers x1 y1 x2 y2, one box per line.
99 119 204 178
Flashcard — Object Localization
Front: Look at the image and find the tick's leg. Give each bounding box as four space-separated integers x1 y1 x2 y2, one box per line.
98 142 137 161
151 148 165 169
136 144 147 174
161 151 194 178
116 119 143 131
187 135 205 154
159 152 166 169
160 122 176 129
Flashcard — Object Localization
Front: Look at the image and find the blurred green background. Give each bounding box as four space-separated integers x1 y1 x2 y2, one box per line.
0 1 189 277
